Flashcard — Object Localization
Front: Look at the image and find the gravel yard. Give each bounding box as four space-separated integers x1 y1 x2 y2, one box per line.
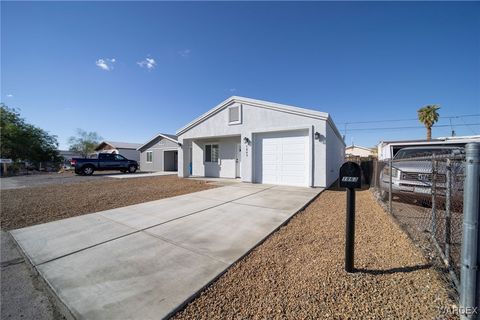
1 175 214 230
0 171 116 190
174 189 455 319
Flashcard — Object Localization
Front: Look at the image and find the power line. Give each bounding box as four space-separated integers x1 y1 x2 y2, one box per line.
338 114 480 125
460 117 479 135
340 123 480 133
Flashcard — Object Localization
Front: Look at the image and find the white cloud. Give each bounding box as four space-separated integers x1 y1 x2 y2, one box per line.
95 58 115 71
137 57 156 70
6 94 13 98
178 49 191 58
229 88 236 93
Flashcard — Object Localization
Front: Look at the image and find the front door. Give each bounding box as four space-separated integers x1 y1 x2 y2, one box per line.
235 143 241 178
174 151 178 171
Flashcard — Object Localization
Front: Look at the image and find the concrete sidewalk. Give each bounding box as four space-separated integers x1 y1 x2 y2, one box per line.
11 183 323 320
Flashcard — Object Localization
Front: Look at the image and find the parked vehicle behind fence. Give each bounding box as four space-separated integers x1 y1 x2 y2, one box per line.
380 146 465 201
71 153 138 175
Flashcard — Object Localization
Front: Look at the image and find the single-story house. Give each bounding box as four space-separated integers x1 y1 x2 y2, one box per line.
176 96 345 188
137 133 179 172
94 141 142 162
377 135 480 160
58 150 83 162
345 144 375 158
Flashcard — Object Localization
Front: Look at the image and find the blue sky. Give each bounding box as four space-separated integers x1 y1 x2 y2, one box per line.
2 1 479 150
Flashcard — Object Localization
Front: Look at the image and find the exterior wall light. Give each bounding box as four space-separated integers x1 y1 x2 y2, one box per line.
315 132 326 143
177 142 183 147
243 137 250 144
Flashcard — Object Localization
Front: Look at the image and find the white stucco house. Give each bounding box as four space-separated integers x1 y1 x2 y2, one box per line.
345 144 374 158
176 96 345 188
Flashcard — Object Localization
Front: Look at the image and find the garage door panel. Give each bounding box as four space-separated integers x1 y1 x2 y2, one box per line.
281 153 306 162
254 130 309 187
280 164 306 172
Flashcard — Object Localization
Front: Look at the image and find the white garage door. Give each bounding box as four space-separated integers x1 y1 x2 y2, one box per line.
254 130 310 187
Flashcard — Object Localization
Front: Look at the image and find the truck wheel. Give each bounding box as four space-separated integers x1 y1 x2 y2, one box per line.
128 165 137 173
82 165 95 176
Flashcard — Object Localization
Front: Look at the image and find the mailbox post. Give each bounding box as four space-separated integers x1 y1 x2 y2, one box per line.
339 162 362 273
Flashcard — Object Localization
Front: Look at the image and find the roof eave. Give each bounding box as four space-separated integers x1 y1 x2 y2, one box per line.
137 133 178 151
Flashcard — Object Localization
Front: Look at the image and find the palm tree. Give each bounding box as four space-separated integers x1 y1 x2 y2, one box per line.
417 105 440 140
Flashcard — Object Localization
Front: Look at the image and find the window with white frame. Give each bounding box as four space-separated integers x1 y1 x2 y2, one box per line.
205 144 219 163
146 151 153 163
228 105 242 125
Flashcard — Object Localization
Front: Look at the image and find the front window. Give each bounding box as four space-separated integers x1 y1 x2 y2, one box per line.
205 144 219 163
146 151 153 163
114 154 127 161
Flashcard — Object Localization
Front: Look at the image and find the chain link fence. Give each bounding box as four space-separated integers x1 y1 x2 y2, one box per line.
371 148 466 294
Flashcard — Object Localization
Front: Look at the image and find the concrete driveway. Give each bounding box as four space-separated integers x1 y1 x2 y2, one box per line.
11 183 323 319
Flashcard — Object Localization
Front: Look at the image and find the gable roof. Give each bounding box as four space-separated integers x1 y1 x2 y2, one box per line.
137 133 178 151
176 96 344 143
95 141 143 151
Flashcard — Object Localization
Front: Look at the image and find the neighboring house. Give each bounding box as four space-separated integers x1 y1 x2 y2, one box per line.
58 150 82 168
377 135 480 160
176 96 345 188
137 133 179 172
58 150 82 162
94 141 142 162
345 144 374 158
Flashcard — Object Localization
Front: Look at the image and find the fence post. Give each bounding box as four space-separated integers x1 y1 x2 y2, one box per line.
431 154 437 236
389 160 393 214
445 158 452 267
460 142 480 320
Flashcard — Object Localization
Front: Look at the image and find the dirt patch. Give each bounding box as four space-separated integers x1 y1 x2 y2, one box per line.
1 175 215 230
173 189 455 319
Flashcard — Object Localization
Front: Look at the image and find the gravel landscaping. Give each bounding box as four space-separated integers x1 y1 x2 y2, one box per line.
174 189 455 319
1 175 215 230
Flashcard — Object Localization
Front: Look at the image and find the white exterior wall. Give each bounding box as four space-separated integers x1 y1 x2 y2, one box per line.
177 100 345 188
325 122 346 187
192 137 239 178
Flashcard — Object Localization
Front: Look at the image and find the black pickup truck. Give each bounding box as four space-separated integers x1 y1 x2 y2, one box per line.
71 153 139 175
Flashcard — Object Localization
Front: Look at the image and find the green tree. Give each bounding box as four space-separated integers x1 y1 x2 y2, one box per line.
417 105 440 141
0 104 60 165
68 129 102 157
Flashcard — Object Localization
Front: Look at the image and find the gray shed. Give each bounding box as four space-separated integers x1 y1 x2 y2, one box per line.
137 133 179 172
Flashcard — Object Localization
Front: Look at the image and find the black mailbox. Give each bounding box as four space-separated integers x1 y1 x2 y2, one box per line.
339 162 362 189
339 161 362 273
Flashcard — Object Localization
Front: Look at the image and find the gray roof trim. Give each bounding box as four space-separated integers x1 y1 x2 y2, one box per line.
176 96 334 135
137 133 178 151
379 135 480 146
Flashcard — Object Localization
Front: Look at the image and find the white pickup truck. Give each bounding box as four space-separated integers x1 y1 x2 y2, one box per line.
380 146 464 201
